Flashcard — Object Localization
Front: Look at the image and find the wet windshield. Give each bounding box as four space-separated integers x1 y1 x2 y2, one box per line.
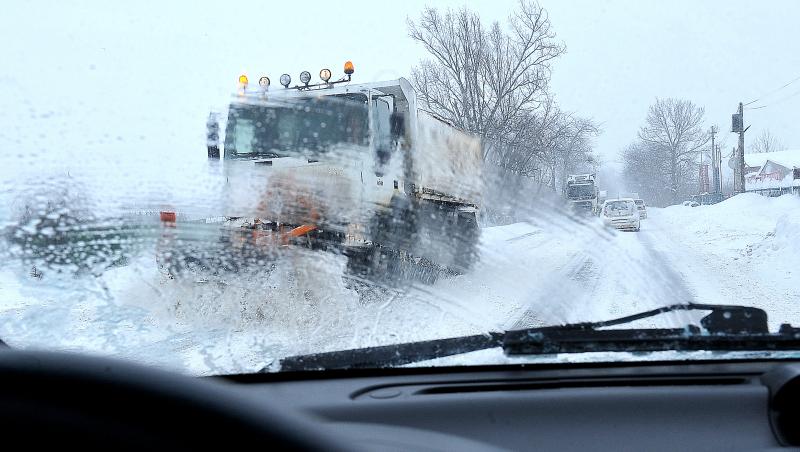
2 1 800 375
224 95 374 158
567 184 595 199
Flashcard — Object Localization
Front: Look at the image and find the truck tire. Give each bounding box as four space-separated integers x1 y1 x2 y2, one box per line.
345 195 418 285
452 209 480 273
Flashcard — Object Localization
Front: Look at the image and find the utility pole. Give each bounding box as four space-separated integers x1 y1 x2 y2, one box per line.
738 103 746 193
716 145 722 194
731 102 749 193
709 125 718 194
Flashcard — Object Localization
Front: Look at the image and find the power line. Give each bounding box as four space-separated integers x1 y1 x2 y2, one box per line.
746 86 800 111
743 73 800 107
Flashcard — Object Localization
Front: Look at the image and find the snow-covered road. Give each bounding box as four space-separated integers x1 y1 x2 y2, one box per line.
2 193 798 375
508 216 703 331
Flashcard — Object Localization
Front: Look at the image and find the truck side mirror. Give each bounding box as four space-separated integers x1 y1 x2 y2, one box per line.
207 112 220 159
390 112 405 142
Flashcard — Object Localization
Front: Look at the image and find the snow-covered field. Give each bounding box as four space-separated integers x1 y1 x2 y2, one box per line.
1 193 798 375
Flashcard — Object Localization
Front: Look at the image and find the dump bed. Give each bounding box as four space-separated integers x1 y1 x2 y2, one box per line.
411 110 483 205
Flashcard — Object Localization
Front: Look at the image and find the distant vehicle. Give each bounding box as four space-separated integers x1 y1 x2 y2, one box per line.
601 198 640 231
682 200 700 207
565 174 598 214
690 193 724 205
634 199 647 219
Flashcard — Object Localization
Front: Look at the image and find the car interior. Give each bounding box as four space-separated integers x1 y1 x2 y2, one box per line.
2 349 800 451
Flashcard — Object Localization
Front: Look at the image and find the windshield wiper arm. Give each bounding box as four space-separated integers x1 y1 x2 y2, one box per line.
274 304 797 372
529 303 769 335
503 324 800 356
277 333 503 372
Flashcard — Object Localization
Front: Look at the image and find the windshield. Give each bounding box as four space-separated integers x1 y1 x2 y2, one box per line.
604 201 633 213
2 1 800 376
224 94 373 158
567 184 595 199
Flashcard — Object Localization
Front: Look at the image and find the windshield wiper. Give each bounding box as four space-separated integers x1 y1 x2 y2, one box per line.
274 304 800 372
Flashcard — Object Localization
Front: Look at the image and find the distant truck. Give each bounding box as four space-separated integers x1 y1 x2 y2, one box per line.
159 64 483 282
565 174 599 214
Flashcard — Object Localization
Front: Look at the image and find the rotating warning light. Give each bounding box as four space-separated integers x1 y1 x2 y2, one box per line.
344 61 354 75
238 74 249 85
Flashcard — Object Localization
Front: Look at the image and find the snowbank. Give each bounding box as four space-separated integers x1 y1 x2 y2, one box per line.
658 194 797 250
650 193 800 328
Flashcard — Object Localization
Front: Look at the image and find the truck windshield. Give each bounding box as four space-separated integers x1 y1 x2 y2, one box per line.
567 184 595 199
224 94 370 158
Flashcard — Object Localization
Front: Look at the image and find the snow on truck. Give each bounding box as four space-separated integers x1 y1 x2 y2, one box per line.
565 174 598 214
158 62 483 282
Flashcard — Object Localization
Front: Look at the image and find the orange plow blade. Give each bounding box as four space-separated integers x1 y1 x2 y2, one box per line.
288 224 316 237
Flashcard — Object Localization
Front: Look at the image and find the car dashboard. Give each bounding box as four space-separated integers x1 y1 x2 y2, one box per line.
220 359 800 451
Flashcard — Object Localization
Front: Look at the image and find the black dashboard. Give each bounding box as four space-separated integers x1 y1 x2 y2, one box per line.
221 359 800 451
3 351 800 451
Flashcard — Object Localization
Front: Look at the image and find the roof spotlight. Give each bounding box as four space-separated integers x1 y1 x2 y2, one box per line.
258 76 270 88
319 68 332 82
300 71 312 85
280 74 291 87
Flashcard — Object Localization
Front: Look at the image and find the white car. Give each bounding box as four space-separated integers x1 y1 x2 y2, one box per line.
634 199 647 219
601 198 641 231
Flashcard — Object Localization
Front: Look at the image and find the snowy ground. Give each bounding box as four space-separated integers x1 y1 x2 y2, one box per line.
1 193 799 375
648 194 800 330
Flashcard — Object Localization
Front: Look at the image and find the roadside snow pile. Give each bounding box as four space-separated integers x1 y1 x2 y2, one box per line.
765 205 800 264
649 193 800 328
656 193 800 265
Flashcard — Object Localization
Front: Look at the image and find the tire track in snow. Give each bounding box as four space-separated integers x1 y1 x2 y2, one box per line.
509 219 699 330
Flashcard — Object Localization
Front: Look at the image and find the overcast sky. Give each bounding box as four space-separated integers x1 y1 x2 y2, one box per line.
2 0 799 169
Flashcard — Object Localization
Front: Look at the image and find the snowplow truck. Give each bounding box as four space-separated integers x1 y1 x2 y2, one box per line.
159 71 482 283
565 174 598 214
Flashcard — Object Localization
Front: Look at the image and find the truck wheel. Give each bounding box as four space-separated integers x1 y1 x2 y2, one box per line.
346 196 417 285
452 210 480 273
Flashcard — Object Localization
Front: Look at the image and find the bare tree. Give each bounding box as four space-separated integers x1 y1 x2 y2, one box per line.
556 117 601 192
408 0 564 146
623 141 673 207
487 96 563 177
627 98 708 205
750 129 785 154
482 96 599 189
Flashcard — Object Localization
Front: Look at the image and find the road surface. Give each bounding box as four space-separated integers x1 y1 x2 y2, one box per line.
505 216 704 331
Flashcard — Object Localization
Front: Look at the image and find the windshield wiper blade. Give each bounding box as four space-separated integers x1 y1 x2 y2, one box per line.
277 333 503 372
274 304 797 372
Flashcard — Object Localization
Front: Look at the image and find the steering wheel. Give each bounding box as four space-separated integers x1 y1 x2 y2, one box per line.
0 350 350 450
